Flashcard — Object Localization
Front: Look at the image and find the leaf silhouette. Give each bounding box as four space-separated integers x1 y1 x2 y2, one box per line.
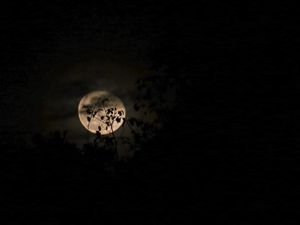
134 104 139 111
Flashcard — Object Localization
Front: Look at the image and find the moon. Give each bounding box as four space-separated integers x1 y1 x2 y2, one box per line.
78 91 126 135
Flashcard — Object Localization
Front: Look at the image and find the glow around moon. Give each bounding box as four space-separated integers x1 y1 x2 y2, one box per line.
78 91 126 135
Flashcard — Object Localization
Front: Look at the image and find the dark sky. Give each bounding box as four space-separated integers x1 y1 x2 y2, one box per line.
0 1 298 223
0 1 186 146
0 2 295 152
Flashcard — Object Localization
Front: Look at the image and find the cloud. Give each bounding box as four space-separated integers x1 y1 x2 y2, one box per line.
41 59 151 145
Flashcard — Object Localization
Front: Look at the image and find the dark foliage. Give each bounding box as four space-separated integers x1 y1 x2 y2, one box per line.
0 1 298 224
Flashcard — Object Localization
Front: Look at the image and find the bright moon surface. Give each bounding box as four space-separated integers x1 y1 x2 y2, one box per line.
78 91 126 135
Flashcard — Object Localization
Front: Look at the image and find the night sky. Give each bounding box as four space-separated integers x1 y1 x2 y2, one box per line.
0 1 298 224
1 1 166 146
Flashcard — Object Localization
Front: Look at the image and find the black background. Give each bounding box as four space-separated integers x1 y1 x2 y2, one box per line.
0 1 297 224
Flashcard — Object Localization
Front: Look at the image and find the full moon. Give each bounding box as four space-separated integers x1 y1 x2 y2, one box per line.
78 91 126 135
